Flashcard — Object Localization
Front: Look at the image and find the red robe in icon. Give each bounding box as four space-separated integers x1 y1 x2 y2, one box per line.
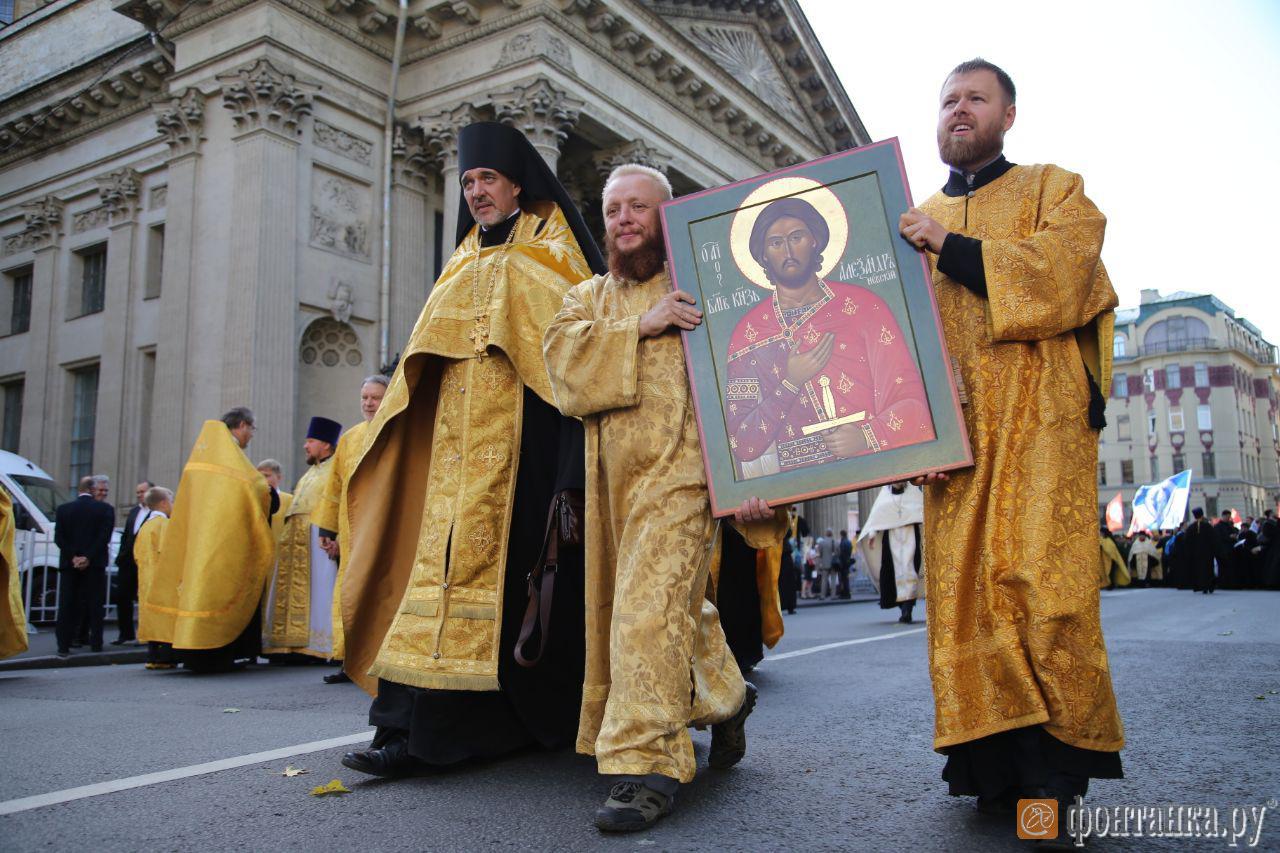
725 280 934 475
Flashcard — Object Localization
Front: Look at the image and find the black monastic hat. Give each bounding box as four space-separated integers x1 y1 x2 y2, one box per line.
306 416 342 447
748 197 831 263
455 121 606 275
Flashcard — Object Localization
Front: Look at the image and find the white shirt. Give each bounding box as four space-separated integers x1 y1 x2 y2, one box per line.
131 504 149 535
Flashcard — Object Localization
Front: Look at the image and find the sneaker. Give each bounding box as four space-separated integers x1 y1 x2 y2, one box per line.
708 681 757 770
593 781 674 832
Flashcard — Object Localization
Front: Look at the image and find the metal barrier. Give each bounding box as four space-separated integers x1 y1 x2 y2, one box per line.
19 537 120 627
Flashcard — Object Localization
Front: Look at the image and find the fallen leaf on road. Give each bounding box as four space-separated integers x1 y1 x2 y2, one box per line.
1270 690 1278 695
1256 695 1266 701
222 708 240 714
310 779 351 797
280 766 309 777
1218 631 1234 636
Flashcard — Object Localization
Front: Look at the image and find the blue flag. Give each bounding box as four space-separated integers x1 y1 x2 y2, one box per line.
1129 469 1193 532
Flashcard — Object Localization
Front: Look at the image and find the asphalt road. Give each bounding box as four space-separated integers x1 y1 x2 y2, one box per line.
2 588 1277 851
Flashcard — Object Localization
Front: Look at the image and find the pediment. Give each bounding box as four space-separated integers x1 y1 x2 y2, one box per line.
672 20 811 130
639 0 863 153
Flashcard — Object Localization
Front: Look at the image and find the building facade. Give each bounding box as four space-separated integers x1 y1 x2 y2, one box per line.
0 0 866 511
1099 289 1280 523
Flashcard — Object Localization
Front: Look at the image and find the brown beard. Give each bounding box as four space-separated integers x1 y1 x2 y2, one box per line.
607 229 666 282
937 119 1004 172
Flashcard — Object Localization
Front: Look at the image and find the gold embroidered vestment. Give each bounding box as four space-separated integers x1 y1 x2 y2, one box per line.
544 270 784 783
147 421 274 650
341 203 591 695
920 164 1124 753
0 488 27 660
263 456 335 658
310 420 370 661
135 514 169 643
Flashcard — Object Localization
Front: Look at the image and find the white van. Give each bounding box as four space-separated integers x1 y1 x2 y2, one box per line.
0 450 120 626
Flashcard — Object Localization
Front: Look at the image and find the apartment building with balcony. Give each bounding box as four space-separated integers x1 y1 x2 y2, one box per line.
1098 289 1280 522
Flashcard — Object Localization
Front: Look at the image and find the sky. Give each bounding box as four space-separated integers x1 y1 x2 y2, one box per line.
801 0 1280 345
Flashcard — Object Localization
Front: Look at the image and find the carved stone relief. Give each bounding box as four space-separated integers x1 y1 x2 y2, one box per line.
73 206 111 233
494 30 575 72
313 120 373 165
150 186 168 210
328 280 354 324
681 24 805 124
309 168 371 261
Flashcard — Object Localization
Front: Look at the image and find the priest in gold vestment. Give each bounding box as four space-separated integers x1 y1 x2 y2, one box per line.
312 374 388 684
153 408 278 673
900 59 1124 815
340 122 604 778
262 416 341 661
0 486 28 660
544 165 785 833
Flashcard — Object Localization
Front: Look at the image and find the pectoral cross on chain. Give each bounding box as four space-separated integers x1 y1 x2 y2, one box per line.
469 317 490 356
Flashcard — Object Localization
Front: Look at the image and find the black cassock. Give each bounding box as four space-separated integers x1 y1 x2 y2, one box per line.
1183 518 1218 592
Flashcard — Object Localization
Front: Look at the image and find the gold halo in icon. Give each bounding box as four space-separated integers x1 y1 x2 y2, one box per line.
729 177 849 290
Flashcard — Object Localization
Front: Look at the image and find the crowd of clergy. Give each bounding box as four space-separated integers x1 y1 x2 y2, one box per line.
1101 510 1280 591
0 58 1157 844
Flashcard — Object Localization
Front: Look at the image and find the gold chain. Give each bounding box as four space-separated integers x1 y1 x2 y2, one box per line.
468 212 520 356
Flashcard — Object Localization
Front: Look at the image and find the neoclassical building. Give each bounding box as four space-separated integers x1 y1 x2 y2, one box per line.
0 0 866 503
1100 289 1280 521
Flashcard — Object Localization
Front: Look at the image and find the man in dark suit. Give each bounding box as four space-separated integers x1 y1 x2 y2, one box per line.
112 480 153 645
54 476 117 655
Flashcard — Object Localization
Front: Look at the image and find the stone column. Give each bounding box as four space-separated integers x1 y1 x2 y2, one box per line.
492 77 582 172
149 88 205 487
803 494 849 539
388 125 430 357
93 168 142 493
12 197 64 472
217 59 314 470
419 101 484 258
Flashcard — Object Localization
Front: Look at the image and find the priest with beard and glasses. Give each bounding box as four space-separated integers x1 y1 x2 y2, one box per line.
544 164 786 833
898 58 1123 832
339 122 604 779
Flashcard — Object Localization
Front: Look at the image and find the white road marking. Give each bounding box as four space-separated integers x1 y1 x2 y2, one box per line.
761 626 926 662
2 625 928 815
0 731 374 817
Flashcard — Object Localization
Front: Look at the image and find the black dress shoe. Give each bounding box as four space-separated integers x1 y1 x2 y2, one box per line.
111 639 128 646
57 649 71 659
341 737 419 778
90 645 103 653
323 671 352 684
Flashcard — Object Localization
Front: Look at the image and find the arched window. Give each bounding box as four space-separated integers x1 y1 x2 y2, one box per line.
299 317 363 368
1142 315 1210 354
1112 332 1127 358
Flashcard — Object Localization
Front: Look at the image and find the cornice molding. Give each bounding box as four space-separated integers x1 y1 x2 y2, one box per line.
0 54 173 170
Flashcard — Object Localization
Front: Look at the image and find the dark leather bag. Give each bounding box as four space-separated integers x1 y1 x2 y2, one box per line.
514 489 584 667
